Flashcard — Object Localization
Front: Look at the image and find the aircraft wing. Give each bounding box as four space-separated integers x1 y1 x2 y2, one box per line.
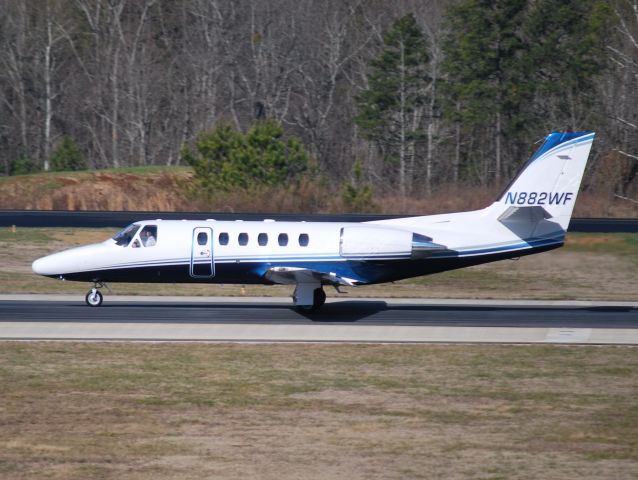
264 266 360 287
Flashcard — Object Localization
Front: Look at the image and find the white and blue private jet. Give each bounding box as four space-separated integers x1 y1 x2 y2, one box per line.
33 131 595 310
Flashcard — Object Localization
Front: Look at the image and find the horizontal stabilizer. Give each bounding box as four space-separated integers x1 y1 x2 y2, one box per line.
498 206 552 224
498 206 562 239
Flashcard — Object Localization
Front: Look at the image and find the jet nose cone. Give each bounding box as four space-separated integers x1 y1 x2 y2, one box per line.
32 244 103 277
32 255 58 276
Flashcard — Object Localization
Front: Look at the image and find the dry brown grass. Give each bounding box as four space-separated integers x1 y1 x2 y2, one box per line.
0 170 195 211
0 343 636 479
1 168 637 217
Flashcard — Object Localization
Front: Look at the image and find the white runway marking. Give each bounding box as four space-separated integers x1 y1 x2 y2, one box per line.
2 322 637 344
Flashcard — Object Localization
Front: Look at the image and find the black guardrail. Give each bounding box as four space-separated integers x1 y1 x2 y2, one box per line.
0 210 637 232
568 217 638 233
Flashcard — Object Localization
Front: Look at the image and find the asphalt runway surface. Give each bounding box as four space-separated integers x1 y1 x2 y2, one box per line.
1 298 637 327
1 297 637 344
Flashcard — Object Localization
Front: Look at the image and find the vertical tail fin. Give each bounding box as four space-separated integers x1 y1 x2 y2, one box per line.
490 132 595 230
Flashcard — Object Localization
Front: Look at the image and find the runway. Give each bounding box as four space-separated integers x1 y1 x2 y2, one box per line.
1 295 637 344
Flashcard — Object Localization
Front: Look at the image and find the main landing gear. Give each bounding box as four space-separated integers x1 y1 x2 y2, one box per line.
85 282 109 307
293 283 326 311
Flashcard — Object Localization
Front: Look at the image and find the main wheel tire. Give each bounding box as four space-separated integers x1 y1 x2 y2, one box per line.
313 288 326 309
85 290 103 307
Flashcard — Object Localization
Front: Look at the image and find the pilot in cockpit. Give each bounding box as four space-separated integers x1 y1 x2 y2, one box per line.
141 230 153 246
140 227 156 247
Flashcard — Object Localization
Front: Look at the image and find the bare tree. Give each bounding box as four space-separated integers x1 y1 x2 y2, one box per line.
41 0 72 171
288 1 377 173
0 1 33 165
604 0 638 194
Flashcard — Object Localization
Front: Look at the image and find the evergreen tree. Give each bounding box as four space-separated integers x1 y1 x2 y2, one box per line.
341 159 376 212
182 120 311 197
441 0 614 184
50 137 87 171
524 0 613 129
11 154 40 175
355 14 430 197
441 0 529 185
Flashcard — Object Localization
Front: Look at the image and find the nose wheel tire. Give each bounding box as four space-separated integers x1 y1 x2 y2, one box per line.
85 289 103 307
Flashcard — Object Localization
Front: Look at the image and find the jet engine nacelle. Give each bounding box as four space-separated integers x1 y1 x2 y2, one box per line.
339 226 446 260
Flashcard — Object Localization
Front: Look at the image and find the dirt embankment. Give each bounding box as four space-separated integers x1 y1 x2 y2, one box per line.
0 171 194 212
1 169 637 217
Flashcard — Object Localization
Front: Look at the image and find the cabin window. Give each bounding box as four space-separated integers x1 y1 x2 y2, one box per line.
238 232 249 246
258 233 268 246
197 231 208 246
140 225 157 247
299 233 309 247
278 233 288 246
219 232 229 245
112 224 140 247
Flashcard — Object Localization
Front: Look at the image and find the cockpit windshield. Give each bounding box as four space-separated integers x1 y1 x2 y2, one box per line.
112 224 140 247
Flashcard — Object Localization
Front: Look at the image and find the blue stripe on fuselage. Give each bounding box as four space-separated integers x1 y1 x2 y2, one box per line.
54 239 562 284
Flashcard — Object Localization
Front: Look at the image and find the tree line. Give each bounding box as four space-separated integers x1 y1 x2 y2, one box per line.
1 0 637 201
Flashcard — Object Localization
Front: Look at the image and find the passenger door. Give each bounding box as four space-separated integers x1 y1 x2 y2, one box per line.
190 227 214 278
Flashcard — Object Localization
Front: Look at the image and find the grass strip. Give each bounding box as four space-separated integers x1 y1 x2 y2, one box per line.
0 343 636 479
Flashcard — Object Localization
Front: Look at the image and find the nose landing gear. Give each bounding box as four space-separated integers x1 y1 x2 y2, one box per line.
85 282 110 307
85 288 103 307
